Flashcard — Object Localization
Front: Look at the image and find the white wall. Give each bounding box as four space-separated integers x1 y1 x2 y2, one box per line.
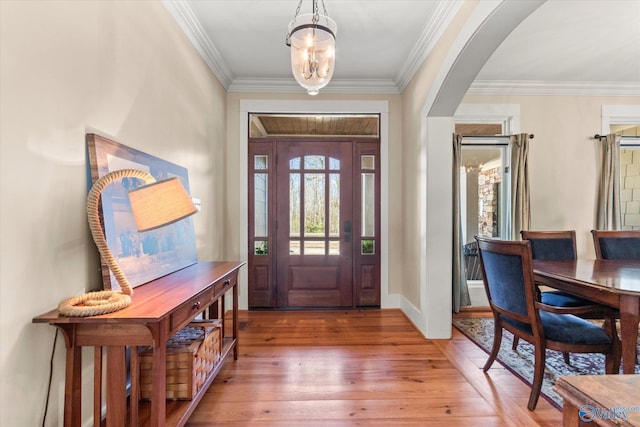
0 1 227 425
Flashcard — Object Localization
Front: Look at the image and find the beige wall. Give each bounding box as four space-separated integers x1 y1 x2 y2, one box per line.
461 95 640 258
0 1 227 425
400 1 478 308
3 0 637 424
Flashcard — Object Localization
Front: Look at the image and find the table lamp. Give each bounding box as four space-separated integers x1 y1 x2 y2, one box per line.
58 169 198 316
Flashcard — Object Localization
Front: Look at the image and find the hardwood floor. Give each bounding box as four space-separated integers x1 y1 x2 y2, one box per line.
187 309 561 426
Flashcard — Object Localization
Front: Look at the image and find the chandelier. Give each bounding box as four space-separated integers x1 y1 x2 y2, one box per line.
286 0 337 95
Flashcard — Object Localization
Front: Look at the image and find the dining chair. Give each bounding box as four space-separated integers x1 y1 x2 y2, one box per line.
591 229 640 364
591 230 640 260
475 236 621 411
516 231 607 363
520 230 590 307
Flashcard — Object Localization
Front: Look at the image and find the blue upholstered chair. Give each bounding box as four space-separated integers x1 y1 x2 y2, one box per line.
591 230 640 260
591 230 640 364
521 230 591 308
515 231 607 364
475 236 620 411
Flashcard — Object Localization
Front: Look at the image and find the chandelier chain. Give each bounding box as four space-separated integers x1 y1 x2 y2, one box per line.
293 0 303 19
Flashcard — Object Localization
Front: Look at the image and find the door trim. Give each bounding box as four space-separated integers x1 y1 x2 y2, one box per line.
239 99 391 310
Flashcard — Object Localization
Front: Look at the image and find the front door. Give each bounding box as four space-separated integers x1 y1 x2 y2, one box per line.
248 137 380 309
276 140 353 307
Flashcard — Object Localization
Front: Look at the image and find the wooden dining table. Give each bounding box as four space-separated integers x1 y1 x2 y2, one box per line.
533 259 640 374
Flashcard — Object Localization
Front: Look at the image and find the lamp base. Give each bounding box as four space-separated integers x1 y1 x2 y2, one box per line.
58 290 131 317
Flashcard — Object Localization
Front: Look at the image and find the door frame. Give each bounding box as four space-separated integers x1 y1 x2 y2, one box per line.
239 99 391 310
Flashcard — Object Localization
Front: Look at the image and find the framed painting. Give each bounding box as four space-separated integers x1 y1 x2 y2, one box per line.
86 133 198 291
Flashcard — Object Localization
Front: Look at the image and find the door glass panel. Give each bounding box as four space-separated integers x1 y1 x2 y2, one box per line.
361 155 375 170
329 241 340 255
290 157 301 170
290 240 300 255
329 173 340 237
305 155 325 170
254 173 268 237
361 173 375 237
290 173 301 237
361 240 375 255
254 240 269 255
304 174 325 237
304 241 325 255
329 157 340 170
254 155 268 170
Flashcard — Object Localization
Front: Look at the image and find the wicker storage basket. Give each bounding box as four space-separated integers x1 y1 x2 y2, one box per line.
139 319 222 400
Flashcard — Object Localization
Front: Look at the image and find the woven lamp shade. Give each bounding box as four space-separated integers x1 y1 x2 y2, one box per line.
128 177 197 232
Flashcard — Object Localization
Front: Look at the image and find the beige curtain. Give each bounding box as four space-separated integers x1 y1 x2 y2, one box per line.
452 133 470 312
595 134 621 230
510 133 531 240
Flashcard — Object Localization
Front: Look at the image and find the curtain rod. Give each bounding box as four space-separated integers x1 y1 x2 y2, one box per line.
461 134 534 139
593 134 640 139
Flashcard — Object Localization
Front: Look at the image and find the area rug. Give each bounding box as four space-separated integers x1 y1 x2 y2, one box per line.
452 317 640 409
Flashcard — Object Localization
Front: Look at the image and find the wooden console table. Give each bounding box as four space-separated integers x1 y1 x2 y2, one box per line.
555 375 640 426
33 261 244 427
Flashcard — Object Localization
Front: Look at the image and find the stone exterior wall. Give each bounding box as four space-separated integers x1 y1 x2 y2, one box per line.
478 167 502 237
621 148 640 230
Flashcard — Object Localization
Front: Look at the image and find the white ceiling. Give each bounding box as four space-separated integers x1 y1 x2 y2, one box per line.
164 0 640 96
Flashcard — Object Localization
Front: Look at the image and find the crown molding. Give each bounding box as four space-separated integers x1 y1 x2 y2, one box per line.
161 0 234 89
165 0 459 95
395 1 464 92
228 78 400 94
468 80 640 96
163 2 639 97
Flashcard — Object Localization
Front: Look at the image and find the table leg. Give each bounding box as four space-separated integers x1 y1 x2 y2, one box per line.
105 347 127 427
64 345 82 427
129 346 139 426
233 282 238 360
619 295 639 374
149 328 167 427
562 400 580 427
221 294 226 338
93 347 102 427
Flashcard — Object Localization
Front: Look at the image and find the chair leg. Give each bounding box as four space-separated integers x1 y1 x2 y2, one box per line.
512 336 519 351
483 317 503 372
603 314 622 373
563 352 570 365
528 340 546 411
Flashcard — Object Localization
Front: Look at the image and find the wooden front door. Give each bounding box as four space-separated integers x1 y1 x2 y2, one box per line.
248 138 380 309
276 140 353 307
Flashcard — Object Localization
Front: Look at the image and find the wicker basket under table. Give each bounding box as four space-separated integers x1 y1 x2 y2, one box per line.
139 319 222 400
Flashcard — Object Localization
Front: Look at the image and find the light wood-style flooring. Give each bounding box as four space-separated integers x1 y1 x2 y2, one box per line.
187 309 561 426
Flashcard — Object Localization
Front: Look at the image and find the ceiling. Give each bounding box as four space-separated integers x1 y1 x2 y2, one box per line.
164 0 640 96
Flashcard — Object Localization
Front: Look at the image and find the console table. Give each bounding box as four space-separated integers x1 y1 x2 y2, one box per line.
33 261 244 427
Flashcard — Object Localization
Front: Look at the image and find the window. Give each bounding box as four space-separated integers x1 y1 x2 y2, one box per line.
617 125 640 230
455 122 512 283
459 141 511 242
455 122 512 244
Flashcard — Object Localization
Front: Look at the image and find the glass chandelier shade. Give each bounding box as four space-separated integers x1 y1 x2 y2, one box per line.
287 2 337 95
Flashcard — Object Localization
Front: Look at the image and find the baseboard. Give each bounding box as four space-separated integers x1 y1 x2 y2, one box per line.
468 280 489 307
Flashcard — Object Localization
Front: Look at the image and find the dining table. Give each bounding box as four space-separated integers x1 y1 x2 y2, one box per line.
533 259 640 374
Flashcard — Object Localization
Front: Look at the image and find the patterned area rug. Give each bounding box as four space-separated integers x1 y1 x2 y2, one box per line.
452 317 640 409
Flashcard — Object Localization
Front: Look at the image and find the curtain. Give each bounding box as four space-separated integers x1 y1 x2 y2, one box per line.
595 133 621 230
452 133 470 312
509 133 531 240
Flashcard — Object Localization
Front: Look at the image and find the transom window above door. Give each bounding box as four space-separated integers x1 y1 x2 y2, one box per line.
249 114 379 138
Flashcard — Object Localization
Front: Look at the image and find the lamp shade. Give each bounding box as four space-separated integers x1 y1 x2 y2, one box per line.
128 177 197 232
288 13 337 95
